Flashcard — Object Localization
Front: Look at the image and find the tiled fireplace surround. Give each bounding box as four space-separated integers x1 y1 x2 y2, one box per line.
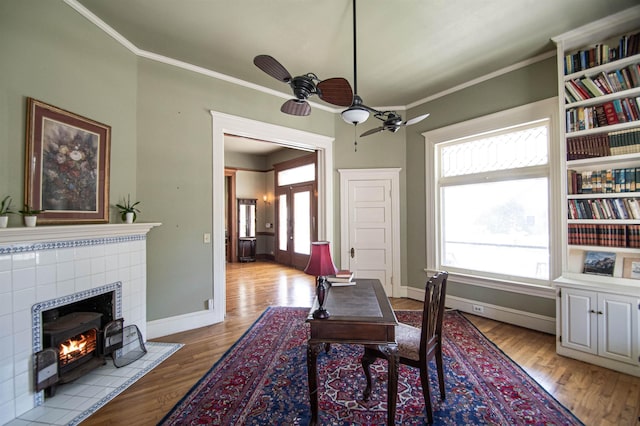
0 223 159 425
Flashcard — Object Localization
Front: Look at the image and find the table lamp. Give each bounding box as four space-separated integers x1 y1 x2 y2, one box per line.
304 241 338 319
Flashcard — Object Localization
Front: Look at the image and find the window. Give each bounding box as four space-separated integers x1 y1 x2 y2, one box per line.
425 99 559 288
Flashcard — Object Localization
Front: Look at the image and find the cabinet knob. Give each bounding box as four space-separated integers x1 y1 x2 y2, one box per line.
589 309 596 314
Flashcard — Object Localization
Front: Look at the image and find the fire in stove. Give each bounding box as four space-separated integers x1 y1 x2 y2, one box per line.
59 329 98 368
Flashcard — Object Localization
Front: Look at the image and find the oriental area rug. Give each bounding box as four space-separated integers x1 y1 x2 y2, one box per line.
159 307 583 425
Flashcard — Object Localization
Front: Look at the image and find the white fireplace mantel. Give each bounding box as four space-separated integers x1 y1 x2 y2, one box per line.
0 222 161 424
0 222 161 245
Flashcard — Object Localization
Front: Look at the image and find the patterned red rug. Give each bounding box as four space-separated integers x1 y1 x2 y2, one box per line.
159 307 583 425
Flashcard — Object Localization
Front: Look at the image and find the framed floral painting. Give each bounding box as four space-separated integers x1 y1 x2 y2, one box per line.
25 98 111 224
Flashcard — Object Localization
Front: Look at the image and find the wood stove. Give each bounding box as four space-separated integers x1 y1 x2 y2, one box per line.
34 293 124 396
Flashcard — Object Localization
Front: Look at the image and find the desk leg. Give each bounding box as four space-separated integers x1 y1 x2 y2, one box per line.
307 341 324 426
380 344 399 426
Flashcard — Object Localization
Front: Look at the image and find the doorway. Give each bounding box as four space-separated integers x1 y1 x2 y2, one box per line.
211 111 335 323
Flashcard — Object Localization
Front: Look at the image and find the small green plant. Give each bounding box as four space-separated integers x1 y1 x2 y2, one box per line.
0 195 14 216
19 203 43 216
116 194 141 222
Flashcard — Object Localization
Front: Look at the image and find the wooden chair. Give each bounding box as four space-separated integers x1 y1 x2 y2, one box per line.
361 271 448 424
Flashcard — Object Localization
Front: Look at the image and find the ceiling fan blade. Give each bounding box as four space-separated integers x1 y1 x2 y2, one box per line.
360 127 385 137
317 78 353 107
281 99 311 116
254 55 292 82
404 113 430 126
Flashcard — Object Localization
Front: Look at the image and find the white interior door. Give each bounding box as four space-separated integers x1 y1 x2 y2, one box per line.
339 169 401 296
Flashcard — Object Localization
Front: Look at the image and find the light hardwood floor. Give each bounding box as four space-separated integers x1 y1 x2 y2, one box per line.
83 261 640 426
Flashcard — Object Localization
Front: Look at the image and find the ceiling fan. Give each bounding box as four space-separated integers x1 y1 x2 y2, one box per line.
253 54 354 116
341 0 429 137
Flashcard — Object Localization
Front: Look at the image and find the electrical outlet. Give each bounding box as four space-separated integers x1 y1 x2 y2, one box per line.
472 304 484 314
203 233 211 243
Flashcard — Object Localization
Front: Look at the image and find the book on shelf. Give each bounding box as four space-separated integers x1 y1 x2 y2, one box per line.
565 98 640 133
563 31 640 74
566 129 640 160
567 198 640 220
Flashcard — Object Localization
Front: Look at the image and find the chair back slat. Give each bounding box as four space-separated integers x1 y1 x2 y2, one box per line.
420 271 448 359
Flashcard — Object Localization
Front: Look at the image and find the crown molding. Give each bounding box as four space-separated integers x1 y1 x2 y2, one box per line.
64 0 554 115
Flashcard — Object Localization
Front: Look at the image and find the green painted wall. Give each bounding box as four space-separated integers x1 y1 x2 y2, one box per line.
0 0 138 226
404 57 559 317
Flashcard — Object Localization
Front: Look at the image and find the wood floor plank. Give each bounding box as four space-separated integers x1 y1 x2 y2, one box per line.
81 261 640 426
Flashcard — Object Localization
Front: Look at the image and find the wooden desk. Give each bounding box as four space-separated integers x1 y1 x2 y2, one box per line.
306 279 398 425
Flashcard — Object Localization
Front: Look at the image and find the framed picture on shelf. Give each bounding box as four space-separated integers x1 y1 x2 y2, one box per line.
583 251 616 276
622 257 640 280
25 98 111 224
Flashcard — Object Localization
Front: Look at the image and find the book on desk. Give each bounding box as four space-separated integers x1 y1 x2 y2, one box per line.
328 270 355 286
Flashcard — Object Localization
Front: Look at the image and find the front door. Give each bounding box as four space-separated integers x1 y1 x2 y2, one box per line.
275 183 316 269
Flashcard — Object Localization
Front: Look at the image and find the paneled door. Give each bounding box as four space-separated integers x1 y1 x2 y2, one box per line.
275 183 316 270
339 169 401 296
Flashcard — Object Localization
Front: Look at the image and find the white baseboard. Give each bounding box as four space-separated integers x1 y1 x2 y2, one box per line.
405 286 556 334
147 309 223 339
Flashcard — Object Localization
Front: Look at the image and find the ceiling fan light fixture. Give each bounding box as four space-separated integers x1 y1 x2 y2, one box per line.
341 106 370 125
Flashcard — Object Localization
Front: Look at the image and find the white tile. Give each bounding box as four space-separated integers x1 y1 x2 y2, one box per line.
56 279 75 297
0 376 15 404
34 407 68 424
74 246 92 260
36 264 56 286
90 257 105 275
0 283 12 316
12 308 31 333
36 283 57 303
3 418 28 426
13 350 30 376
0 334 14 359
56 248 74 263
56 410 84 425
35 250 57 266
0 253 11 272
56 261 74 282
12 268 36 292
117 253 130 268
14 404 46 421
13 388 35 417
104 254 118 272
90 244 106 259
11 252 36 270
74 259 91 278
13 371 29 397
12 289 36 313
0 269 11 292
74 275 92 292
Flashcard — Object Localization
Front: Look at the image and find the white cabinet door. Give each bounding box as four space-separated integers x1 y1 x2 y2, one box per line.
598 293 639 365
561 288 597 354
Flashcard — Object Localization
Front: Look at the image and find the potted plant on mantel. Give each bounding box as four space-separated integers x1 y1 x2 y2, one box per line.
116 194 141 224
0 195 15 228
19 204 43 227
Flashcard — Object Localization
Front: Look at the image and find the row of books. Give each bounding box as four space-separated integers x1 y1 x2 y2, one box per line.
568 168 640 194
568 197 640 220
564 31 640 74
566 128 640 159
568 224 640 248
564 63 640 103
566 98 640 133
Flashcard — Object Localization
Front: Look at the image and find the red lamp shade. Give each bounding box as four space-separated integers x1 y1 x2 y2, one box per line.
304 241 338 277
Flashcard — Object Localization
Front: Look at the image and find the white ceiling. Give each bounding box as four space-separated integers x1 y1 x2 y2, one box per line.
75 0 638 112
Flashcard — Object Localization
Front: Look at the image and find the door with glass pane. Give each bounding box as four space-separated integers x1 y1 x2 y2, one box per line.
275 183 316 269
